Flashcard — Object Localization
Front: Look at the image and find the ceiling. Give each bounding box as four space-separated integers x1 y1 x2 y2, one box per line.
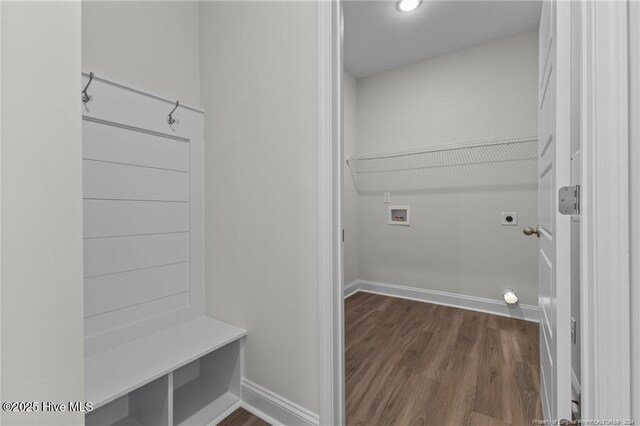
344 0 542 78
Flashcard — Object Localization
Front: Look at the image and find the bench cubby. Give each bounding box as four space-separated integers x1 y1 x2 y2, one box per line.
86 375 169 426
173 340 241 425
85 317 246 426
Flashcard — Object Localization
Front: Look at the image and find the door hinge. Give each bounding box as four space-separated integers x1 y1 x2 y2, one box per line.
559 185 580 216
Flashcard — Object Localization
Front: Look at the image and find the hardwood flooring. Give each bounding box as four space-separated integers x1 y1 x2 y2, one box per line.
217 408 270 426
345 292 543 426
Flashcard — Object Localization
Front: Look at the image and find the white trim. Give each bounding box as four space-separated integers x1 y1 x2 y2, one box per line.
0 5 3 422
344 280 539 323
343 280 360 299
240 379 320 426
629 0 640 419
580 0 631 419
318 1 344 425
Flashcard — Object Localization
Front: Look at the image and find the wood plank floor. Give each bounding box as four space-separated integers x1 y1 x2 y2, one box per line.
345 292 543 426
217 408 270 426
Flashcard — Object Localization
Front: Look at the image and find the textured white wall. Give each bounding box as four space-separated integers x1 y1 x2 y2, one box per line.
343 72 359 286
82 0 320 413
82 1 201 107
1 2 84 424
199 1 319 413
355 31 539 305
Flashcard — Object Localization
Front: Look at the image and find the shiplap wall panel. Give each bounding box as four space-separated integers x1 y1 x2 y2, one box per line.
84 233 189 278
83 160 189 202
83 120 189 172
81 74 204 352
81 74 200 141
84 200 189 238
84 262 189 317
84 293 190 338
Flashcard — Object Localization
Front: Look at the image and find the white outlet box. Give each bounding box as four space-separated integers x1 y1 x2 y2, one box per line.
383 192 391 203
501 212 517 226
389 206 410 226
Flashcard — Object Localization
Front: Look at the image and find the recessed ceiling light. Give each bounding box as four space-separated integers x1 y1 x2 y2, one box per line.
397 0 422 13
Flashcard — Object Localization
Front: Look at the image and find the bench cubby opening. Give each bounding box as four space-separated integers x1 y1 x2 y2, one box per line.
86 375 169 426
172 339 242 425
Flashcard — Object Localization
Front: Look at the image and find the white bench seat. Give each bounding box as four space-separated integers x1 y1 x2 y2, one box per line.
85 316 246 410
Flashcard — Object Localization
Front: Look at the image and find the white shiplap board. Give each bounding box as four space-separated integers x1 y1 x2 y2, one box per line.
83 160 189 202
84 262 189 317
83 200 189 238
85 293 191 340
82 73 204 354
83 119 189 172
83 233 189 278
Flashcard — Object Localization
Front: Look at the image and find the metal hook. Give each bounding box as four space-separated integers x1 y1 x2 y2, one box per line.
168 100 179 125
82 72 94 104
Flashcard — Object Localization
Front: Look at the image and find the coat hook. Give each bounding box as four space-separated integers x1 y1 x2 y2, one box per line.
168 100 179 125
82 72 94 104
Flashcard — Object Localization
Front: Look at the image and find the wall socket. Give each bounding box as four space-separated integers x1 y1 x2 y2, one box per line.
501 212 518 226
383 192 391 203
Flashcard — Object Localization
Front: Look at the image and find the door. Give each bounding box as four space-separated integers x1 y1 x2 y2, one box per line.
537 0 572 421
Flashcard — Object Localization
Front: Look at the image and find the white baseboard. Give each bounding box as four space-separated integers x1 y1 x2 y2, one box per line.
240 378 319 426
344 280 360 299
344 279 539 322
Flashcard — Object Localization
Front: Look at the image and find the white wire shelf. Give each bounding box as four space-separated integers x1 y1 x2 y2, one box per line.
347 135 538 192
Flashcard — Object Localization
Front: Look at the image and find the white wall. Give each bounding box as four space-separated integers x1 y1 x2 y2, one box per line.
82 0 320 414
353 30 539 305
82 1 201 108
1 2 84 424
199 1 319 414
343 72 359 285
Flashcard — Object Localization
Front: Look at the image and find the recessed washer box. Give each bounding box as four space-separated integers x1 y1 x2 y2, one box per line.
389 206 410 226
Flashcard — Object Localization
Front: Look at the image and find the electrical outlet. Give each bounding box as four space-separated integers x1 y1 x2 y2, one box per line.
383 192 391 203
501 212 517 226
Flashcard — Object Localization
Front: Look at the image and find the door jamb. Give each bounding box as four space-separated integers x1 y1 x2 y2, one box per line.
0 4 3 421
318 0 636 422
318 0 344 424
629 0 640 419
579 0 632 419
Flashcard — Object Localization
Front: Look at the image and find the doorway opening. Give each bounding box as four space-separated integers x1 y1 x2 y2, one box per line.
340 1 574 423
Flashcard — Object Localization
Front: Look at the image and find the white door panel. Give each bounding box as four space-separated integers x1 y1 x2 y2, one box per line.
538 0 572 421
